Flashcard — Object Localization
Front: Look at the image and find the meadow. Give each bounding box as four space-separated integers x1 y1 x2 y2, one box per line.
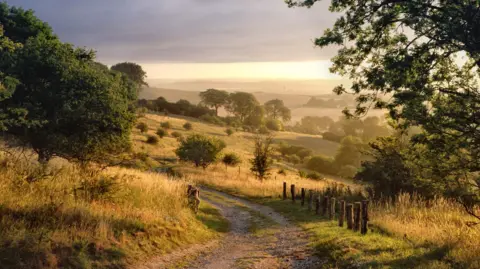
134 113 480 268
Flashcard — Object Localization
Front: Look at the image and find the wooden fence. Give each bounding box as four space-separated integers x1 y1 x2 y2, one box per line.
283 182 370 234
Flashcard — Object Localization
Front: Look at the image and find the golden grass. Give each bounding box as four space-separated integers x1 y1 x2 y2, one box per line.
0 152 223 268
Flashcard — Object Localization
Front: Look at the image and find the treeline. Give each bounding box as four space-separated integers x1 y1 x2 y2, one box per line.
0 3 144 164
138 89 292 133
303 96 352 108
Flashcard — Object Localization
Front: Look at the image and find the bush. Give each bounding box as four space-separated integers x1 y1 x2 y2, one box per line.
171 131 183 140
258 126 270 134
146 135 159 145
156 128 167 138
278 169 287 176
296 148 313 160
265 119 283 131
225 128 234 136
298 170 307 178
199 114 225 126
338 165 358 179
306 155 334 174
322 132 344 143
176 134 226 169
287 155 301 164
136 122 148 133
183 122 193 130
307 172 323 180
160 121 172 129
222 153 242 169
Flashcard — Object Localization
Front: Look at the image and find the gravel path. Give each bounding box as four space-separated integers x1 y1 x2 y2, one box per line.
136 188 323 269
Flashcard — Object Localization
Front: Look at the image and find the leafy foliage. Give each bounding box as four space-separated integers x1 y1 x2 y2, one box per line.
199 88 229 116
160 121 171 129
226 92 259 123
265 119 283 131
111 62 147 88
146 135 159 145
250 135 274 180
221 153 242 169
136 123 148 133
175 134 226 169
225 128 234 136
264 99 291 122
156 128 167 138
183 122 193 130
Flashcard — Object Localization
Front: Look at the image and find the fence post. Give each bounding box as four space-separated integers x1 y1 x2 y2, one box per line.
354 202 361 232
361 200 370 234
346 204 353 229
283 182 287 200
339 200 346 227
330 197 336 220
291 184 296 203
322 196 329 216
308 190 313 211
315 196 321 215
301 188 305 206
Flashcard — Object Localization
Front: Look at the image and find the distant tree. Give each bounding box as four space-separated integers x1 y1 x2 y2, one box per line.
160 121 171 129
111 62 147 89
265 119 283 131
146 135 159 145
226 92 260 123
222 153 242 171
225 128 234 136
199 88 230 116
183 122 193 130
175 134 226 169
296 148 313 161
299 116 334 134
250 134 274 180
136 122 148 133
244 105 265 128
264 99 291 122
334 136 365 168
156 128 167 138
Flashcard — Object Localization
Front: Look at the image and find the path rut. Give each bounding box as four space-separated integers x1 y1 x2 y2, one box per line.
137 188 323 269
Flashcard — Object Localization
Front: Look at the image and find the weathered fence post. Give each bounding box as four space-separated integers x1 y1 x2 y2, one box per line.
308 190 313 211
315 196 321 215
283 182 287 200
361 200 370 234
322 196 329 216
346 204 353 229
354 202 361 232
339 200 346 227
330 197 336 220
291 184 296 203
301 188 305 206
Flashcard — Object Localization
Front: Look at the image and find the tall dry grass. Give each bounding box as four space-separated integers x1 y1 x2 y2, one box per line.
0 151 217 268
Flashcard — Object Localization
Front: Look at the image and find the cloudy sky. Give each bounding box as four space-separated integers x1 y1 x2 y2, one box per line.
9 0 340 80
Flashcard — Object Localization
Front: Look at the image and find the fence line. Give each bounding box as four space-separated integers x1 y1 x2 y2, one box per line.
282 182 370 235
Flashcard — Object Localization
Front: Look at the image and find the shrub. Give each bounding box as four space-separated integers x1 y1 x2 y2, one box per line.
287 155 301 164
307 172 323 180
338 165 358 179
136 122 148 133
322 131 344 143
146 135 159 145
171 131 183 140
160 121 172 129
296 148 313 161
250 135 274 180
156 128 167 138
298 170 307 178
175 134 226 169
199 114 225 126
265 119 283 131
183 122 193 130
222 153 242 170
278 169 287 176
258 126 270 134
306 155 335 174
225 128 234 136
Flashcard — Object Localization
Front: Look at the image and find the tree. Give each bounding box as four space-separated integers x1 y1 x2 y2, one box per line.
288 0 480 219
4 36 137 163
334 136 365 168
264 99 291 122
199 88 229 116
244 105 265 128
306 155 334 175
175 134 226 169
250 134 274 180
222 153 242 170
226 92 260 123
111 62 147 89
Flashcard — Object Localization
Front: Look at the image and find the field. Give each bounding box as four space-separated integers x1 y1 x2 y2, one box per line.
0 151 228 268
132 113 480 268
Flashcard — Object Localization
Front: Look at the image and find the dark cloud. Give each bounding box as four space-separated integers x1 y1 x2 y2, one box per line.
8 0 338 63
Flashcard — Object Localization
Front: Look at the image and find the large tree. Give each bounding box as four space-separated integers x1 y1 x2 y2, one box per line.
288 0 480 219
199 88 229 116
111 62 148 89
264 99 291 122
0 3 137 164
226 92 260 123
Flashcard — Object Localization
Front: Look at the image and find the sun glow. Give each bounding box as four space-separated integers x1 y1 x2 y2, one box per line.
141 61 339 80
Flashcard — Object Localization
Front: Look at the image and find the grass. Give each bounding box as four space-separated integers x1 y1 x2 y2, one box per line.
0 151 228 268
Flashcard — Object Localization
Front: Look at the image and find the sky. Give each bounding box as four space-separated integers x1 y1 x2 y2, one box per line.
9 0 340 80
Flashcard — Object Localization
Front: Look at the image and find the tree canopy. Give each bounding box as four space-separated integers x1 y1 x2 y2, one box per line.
111 62 148 89
264 99 291 122
176 134 226 169
226 92 260 123
199 88 230 116
288 0 480 218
